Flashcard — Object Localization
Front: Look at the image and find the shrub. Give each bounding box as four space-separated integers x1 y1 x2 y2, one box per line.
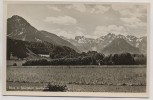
43 83 67 92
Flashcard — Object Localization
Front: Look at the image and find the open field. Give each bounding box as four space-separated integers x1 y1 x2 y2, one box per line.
7 65 146 92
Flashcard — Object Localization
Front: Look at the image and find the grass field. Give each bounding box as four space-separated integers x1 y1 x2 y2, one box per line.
6 65 146 92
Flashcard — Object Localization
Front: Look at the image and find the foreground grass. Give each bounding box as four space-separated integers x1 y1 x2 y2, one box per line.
7 82 145 92
7 65 146 92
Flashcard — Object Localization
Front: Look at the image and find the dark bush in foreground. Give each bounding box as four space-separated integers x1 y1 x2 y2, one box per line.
43 83 67 92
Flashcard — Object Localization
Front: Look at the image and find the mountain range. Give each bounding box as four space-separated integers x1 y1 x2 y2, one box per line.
7 15 146 59
61 33 147 54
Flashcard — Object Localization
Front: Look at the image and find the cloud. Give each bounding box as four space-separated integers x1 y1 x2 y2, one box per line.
112 4 147 18
66 4 110 14
120 17 147 28
76 26 85 31
50 28 86 39
49 27 96 39
46 5 61 12
90 5 110 14
112 4 133 11
50 28 75 39
112 4 147 30
66 4 86 13
44 16 77 25
93 25 127 37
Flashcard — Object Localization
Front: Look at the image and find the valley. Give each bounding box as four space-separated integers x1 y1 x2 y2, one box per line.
6 15 147 92
7 15 147 60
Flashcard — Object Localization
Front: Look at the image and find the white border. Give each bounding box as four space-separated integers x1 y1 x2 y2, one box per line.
1 0 152 98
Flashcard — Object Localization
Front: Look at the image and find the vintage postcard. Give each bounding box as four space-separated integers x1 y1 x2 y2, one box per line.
2 0 150 97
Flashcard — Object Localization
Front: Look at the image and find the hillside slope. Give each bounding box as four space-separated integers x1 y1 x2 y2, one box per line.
7 15 80 52
7 38 79 60
101 38 141 55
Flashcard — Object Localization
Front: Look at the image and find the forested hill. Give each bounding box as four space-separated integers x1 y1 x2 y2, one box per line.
7 38 79 60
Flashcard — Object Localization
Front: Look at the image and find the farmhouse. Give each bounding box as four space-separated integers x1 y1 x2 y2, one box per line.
38 54 50 58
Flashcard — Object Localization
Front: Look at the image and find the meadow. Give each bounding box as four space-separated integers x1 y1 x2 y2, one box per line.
6 65 146 92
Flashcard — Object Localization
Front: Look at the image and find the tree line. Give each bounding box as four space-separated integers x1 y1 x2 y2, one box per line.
22 51 146 66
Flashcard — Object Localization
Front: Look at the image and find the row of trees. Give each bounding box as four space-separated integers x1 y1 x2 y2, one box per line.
22 52 146 66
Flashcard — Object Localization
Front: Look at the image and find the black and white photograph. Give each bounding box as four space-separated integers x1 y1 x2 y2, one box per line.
3 1 150 97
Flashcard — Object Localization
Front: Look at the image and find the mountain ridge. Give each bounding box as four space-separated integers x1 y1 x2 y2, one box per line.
101 38 141 55
7 15 80 52
62 33 147 54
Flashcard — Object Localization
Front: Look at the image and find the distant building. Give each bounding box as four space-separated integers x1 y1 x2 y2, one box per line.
38 54 50 58
10 52 18 60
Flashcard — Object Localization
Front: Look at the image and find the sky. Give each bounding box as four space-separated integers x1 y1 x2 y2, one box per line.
7 3 148 39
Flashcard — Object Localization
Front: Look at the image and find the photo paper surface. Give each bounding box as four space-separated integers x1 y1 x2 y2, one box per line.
3 0 150 97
